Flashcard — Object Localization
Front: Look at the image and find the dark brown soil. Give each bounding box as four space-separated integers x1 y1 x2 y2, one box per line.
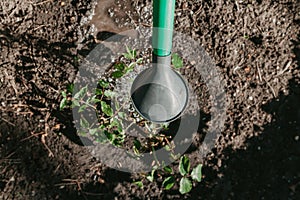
1 0 300 199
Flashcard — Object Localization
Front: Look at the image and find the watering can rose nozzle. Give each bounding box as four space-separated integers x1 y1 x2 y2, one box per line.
130 63 189 123
130 0 188 123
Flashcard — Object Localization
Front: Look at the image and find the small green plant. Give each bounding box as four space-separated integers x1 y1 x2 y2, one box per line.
110 46 143 79
133 180 144 188
134 155 203 194
123 45 137 60
162 155 203 194
59 83 74 110
171 53 184 69
162 175 175 190
73 55 80 66
59 47 144 147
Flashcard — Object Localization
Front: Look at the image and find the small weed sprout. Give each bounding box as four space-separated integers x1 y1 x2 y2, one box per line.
171 52 184 69
162 155 203 194
60 46 143 146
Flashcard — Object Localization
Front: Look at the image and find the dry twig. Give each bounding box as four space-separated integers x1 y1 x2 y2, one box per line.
21 112 55 157
275 60 292 77
33 0 53 6
0 117 15 126
55 179 82 191
256 64 263 82
3 69 18 95
8 5 19 17
263 77 276 98
41 112 54 157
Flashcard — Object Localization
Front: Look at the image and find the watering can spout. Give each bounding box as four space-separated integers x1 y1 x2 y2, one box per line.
152 53 171 67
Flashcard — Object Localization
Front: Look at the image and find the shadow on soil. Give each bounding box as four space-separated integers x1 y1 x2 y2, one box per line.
187 80 300 199
0 27 119 199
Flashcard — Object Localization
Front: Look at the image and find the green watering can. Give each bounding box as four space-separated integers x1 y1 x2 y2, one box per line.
131 0 189 123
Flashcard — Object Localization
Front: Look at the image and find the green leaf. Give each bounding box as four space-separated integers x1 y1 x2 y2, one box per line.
127 62 136 69
131 49 137 59
133 181 143 188
113 130 124 137
125 66 134 74
162 123 169 130
73 56 79 61
95 137 107 143
179 177 192 194
95 88 103 96
59 98 67 110
78 130 87 136
112 70 124 78
112 136 124 147
133 139 141 156
78 104 87 113
172 53 184 69
89 128 99 135
146 169 155 182
133 146 140 156
88 95 101 104
66 84 74 93
101 101 113 116
171 153 180 161
104 131 114 141
98 79 109 89
191 164 203 182
80 118 89 129
117 124 123 133
72 99 80 107
113 99 119 109
118 112 126 119
123 46 136 60
123 53 131 60
74 85 88 99
109 118 122 132
163 166 173 174
104 90 115 98
164 144 171 151
114 62 126 71
133 139 141 149
179 156 190 176
146 175 153 182
162 176 175 190
136 58 143 64
62 91 67 98
99 124 106 130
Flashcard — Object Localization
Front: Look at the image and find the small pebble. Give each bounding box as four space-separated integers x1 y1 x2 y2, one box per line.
9 176 15 182
295 136 299 141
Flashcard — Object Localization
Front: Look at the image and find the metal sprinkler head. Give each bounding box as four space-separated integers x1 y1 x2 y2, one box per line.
130 0 188 123
130 56 188 123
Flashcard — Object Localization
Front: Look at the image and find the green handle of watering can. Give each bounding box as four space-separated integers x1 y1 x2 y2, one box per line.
153 0 175 57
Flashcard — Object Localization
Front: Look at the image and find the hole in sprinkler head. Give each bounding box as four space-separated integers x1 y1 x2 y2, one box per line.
131 83 183 123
